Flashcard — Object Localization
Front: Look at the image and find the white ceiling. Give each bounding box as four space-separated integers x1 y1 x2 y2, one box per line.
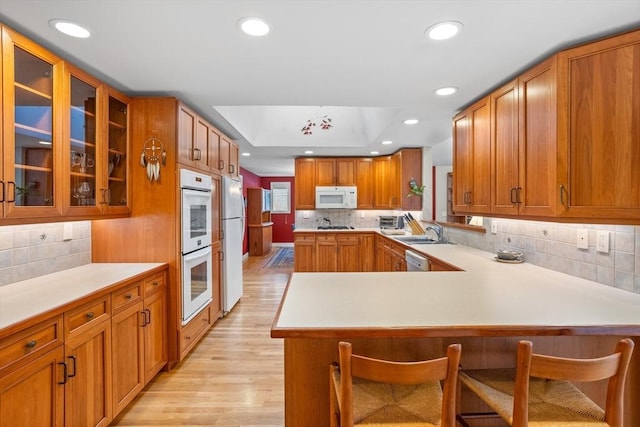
1 1 638 176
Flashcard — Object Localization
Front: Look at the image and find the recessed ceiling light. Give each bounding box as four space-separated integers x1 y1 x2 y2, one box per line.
304 150 314 154
241 152 251 157
435 86 458 96
370 151 379 155
381 140 393 145
403 119 419 125
426 21 463 41
49 19 91 38
238 17 271 36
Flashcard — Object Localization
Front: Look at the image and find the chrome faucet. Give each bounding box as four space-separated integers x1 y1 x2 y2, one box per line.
426 222 444 242
322 217 331 227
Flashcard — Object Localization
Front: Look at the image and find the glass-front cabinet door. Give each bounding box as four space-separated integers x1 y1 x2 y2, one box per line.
1 27 63 220
105 89 130 213
65 65 102 215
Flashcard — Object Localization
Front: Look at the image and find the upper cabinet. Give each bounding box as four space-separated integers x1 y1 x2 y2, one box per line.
175 101 239 179
454 28 640 223
316 158 355 186
295 149 423 211
453 97 491 214
557 29 640 220
0 25 130 224
1 27 63 220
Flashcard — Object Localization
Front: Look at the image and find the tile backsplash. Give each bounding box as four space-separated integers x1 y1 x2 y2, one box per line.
0 221 91 286
445 218 640 294
295 209 423 229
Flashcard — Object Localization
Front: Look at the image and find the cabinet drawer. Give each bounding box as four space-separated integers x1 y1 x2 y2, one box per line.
112 282 142 312
294 234 315 242
179 306 211 356
336 234 358 243
65 296 110 335
315 234 336 242
0 316 62 371
144 272 166 297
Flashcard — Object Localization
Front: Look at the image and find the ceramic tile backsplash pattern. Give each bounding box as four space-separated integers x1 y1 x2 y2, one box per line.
295 209 422 229
0 222 91 287
445 219 640 294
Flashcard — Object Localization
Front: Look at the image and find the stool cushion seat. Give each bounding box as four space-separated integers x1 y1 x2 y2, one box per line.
460 368 608 426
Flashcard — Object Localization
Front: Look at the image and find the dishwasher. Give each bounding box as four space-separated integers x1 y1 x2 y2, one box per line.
405 250 428 271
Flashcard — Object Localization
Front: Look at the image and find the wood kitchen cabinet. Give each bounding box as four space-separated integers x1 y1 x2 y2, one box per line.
557 29 640 220
63 296 112 427
1 26 64 221
177 103 208 170
315 233 337 272
294 158 316 209
373 156 391 208
358 233 375 272
355 158 374 209
0 315 64 427
219 135 240 180
142 272 167 384
491 58 560 218
336 234 359 272
0 25 130 224
111 282 144 415
316 158 355 186
453 96 491 215
294 232 316 272
247 187 273 256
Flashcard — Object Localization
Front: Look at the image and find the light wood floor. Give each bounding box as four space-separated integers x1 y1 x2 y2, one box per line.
111 248 292 426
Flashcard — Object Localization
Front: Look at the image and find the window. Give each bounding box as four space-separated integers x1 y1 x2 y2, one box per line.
270 182 291 213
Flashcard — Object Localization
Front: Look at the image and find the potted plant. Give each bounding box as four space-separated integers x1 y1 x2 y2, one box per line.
407 177 425 198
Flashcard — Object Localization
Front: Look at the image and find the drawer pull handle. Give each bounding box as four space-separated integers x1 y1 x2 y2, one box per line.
86 312 94 319
125 293 133 300
186 336 191 340
152 281 159 287
25 340 37 349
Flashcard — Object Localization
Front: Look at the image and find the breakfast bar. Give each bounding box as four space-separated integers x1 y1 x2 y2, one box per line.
271 245 640 427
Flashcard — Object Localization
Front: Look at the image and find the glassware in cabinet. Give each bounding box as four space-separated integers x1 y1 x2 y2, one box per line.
106 92 129 210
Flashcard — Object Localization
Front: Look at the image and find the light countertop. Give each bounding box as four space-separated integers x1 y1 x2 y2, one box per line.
272 243 640 338
0 263 166 331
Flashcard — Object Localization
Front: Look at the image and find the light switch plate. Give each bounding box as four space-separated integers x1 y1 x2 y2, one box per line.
491 221 498 234
63 223 73 241
576 229 588 249
596 231 610 253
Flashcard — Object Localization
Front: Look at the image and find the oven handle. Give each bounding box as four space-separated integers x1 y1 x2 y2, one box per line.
183 246 212 263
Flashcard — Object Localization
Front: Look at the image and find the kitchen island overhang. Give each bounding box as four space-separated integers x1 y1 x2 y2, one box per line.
271 249 640 427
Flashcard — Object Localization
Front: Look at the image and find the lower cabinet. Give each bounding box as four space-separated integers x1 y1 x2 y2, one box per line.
336 235 359 272
0 266 168 427
0 345 65 427
294 233 316 272
111 272 167 415
63 296 112 427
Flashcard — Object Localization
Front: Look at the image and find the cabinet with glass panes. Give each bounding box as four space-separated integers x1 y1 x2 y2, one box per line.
105 89 130 213
1 26 64 220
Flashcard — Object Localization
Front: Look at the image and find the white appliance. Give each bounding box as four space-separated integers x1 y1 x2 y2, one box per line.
315 186 357 209
180 169 213 324
221 175 245 314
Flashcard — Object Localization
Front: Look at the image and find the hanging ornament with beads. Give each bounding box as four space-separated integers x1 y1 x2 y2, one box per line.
139 132 166 182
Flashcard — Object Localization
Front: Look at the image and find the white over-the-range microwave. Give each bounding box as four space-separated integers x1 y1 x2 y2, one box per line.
315 186 357 209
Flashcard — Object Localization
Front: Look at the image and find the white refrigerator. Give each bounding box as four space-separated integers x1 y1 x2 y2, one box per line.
221 176 245 314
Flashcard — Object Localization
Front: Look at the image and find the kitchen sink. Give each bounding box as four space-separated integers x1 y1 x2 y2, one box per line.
393 235 444 245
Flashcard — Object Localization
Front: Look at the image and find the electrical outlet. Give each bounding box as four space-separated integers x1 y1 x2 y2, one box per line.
576 229 588 249
360 211 365 219
63 222 73 241
596 231 610 253
491 221 498 234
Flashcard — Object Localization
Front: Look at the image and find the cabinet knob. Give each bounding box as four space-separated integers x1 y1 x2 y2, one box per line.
152 281 159 287
25 340 37 349
86 312 94 319
125 293 133 300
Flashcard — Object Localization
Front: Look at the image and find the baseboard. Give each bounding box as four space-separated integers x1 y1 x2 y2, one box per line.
242 252 249 263
272 242 294 248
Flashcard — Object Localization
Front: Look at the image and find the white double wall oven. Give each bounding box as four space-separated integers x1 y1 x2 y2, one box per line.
180 169 213 324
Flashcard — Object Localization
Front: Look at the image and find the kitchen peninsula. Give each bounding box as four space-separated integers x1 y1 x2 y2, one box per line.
271 244 640 427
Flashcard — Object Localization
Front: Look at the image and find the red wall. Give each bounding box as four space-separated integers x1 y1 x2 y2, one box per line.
240 168 295 250
260 176 295 244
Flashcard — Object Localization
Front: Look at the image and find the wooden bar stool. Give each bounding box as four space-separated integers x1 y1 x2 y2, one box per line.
457 338 634 427
329 341 461 427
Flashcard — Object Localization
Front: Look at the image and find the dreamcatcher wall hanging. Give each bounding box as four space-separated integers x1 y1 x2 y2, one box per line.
140 132 166 182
